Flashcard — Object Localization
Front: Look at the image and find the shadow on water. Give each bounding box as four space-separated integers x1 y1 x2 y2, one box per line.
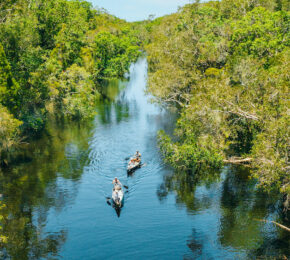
113 205 122 218
157 166 221 211
1 57 289 259
96 79 130 125
0 118 94 259
106 198 123 218
184 228 203 259
157 165 290 258
219 167 290 258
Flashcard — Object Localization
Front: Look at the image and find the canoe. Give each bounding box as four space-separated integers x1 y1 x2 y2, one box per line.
127 157 141 172
112 186 124 207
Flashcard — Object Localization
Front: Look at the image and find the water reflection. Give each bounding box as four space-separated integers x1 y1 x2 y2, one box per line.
184 229 203 259
113 204 122 218
157 167 221 212
1 57 289 259
106 198 123 218
219 167 289 258
0 119 93 259
157 165 290 258
96 79 130 125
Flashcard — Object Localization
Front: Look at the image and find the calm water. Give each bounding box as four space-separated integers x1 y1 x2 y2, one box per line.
0 58 289 259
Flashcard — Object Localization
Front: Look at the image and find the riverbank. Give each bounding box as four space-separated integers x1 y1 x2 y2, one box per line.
0 0 289 258
142 0 289 217
0 58 289 259
0 0 141 165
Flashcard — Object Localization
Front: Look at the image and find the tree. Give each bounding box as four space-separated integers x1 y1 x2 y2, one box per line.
0 105 22 165
0 43 21 114
144 1 289 213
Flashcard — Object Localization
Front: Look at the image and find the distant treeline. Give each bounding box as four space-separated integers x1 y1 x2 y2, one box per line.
141 0 289 212
0 0 141 164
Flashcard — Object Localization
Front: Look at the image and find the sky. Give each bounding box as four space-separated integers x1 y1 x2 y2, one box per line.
90 0 192 22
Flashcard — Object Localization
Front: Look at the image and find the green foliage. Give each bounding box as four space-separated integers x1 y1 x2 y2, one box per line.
47 64 100 119
251 117 289 194
0 200 7 245
145 0 289 201
158 130 223 172
35 0 92 49
0 0 141 160
92 32 140 78
0 44 21 113
1 0 288 213
0 105 22 164
230 7 289 61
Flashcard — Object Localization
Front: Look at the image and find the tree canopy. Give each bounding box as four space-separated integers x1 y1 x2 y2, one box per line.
142 0 289 213
0 0 289 223
0 0 141 163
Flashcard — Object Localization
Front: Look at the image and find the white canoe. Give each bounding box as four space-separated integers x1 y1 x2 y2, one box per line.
127 157 141 172
112 187 124 207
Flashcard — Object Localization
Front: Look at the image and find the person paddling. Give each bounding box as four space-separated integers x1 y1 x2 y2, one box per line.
130 151 141 164
112 177 122 190
135 150 141 158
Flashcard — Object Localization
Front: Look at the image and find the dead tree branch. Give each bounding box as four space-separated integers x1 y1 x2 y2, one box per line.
223 157 253 164
255 219 290 232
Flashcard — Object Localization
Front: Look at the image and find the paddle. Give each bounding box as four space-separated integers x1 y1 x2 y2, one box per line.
106 197 112 206
123 185 129 189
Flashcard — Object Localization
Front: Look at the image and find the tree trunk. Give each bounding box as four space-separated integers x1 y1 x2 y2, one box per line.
223 157 252 164
255 219 290 232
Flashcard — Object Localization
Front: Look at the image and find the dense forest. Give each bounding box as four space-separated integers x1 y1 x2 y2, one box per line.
0 0 289 250
141 0 289 217
0 0 141 165
0 2 142 248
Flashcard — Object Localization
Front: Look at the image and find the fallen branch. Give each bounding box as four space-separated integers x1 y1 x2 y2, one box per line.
223 157 252 164
255 219 290 232
225 101 260 121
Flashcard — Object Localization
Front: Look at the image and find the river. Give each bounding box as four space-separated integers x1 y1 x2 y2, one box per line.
0 58 289 259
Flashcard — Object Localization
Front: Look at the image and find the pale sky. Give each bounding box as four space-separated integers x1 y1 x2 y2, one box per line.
90 0 192 21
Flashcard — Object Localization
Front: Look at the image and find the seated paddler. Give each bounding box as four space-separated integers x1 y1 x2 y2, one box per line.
112 177 122 190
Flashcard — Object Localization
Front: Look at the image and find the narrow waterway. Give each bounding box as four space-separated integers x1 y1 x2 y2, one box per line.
0 58 289 259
